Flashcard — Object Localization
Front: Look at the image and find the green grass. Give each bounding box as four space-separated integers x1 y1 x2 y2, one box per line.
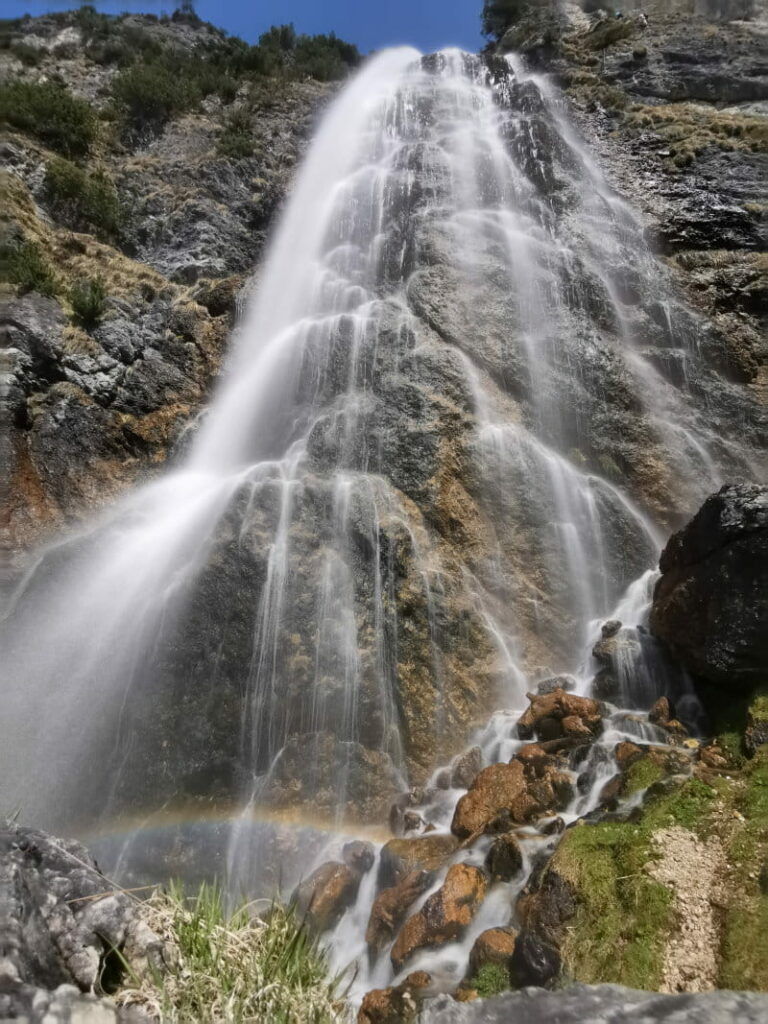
122 882 344 1023
216 107 254 159
621 756 667 797
719 748 768 991
0 80 96 157
469 962 510 997
554 821 673 990
2 238 58 296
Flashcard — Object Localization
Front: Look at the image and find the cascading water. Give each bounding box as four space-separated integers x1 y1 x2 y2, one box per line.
0 45 763 1001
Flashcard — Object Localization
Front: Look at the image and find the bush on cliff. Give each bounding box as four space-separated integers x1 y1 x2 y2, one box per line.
2 238 57 296
0 80 95 157
70 275 107 329
44 158 122 240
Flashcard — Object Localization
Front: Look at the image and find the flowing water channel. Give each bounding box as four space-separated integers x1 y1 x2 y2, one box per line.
0 46 761 1005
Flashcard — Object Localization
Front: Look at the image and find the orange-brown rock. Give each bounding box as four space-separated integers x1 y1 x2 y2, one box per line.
366 869 433 955
451 746 483 789
699 743 729 769
614 740 644 769
517 689 603 742
357 972 431 1024
390 863 488 970
485 832 524 881
451 752 573 840
467 926 518 978
379 834 459 889
292 861 360 934
648 696 672 725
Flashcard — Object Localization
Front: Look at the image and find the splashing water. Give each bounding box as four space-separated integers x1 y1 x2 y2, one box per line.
0 48 759 988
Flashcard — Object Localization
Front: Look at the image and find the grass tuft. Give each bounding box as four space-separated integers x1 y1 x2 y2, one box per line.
119 882 344 1023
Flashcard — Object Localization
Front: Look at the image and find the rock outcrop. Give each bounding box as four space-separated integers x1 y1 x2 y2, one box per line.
417 984 768 1023
0 823 163 1021
650 484 768 686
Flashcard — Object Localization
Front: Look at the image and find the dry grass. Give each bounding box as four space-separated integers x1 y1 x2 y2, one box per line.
117 883 347 1024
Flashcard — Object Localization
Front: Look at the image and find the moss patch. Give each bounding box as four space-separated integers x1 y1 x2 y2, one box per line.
469 962 510 998
622 756 666 797
719 748 768 991
553 821 673 990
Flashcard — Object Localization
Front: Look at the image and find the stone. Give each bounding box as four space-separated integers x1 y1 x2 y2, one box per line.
291 861 361 934
417 985 768 1023
509 929 561 988
648 696 673 725
536 674 577 695
650 485 768 688
366 869 434 955
358 971 431 1024
467 927 518 978
615 741 644 770
390 864 488 971
485 833 524 882
0 823 164 1015
517 690 603 743
451 746 483 790
343 840 376 875
378 835 459 890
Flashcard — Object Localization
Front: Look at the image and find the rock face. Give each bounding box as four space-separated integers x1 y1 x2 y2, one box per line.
366 870 434 955
417 984 768 1024
390 864 488 971
0 823 163 1020
650 484 768 686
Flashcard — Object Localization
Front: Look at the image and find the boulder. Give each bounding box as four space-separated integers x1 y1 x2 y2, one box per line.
650 485 768 687
0 823 164 1014
358 971 431 1024
485 833 524 882
366 869 434 955
517 690 603 743
291 861 361 934
451 750 573 841
536 674 577 695
378 835 459 890
343 840 376 875
648 696 672 725
390 864 488 970
451 746 483 790
510 929 561 988
468 927 518 978
417 985 768 1023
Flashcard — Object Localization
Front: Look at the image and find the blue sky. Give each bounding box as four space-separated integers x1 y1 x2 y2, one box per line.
4 1 486 54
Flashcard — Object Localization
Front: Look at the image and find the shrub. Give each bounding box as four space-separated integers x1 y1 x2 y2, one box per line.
0 80 96 157
470 962 510 997
112 62 200 133
70 275 107 328
10 42 42 66
44 158 122 240
2 238 57 296
217 107 253 159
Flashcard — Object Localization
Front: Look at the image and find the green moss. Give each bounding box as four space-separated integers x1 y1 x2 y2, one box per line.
719 748 768 991
554 822 673 990
749 694 768 726
642 778 718 835
469 962 510 998
622 757 666 797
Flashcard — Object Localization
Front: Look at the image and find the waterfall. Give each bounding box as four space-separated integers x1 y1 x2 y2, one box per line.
0 47 756 897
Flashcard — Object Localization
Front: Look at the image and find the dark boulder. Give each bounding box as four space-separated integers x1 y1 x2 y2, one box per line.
650 484 768 687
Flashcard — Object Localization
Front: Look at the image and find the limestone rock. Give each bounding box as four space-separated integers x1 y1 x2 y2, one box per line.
379 835 459 890
291 861 361 934
517 690 603 743
358 971 431 1024
366 870 434 956
451 746 483 790
485 833 524 882
467 927 518 979
650 485 768 687
390 864 488 971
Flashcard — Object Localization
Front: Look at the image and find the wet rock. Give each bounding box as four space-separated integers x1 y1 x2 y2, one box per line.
404 811 427 834
540 815 565 836
358 970 431 1024
536 674 577 695
592 667 620 702
485 833 524 882
597 774 623 810
509 929 561 988
615 741 644 770
517 689 603 743
389 789 428 836
649 697 673 725
518 863 576 946
451 755 572 841
378 835 459 890
467 927 518 978
366 869 434 956
451 746 483 790
390 863 488 971
291 861 361 934
650 485 768 688
0 823 164 1011
343 840 376 875
418 984 768 1023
